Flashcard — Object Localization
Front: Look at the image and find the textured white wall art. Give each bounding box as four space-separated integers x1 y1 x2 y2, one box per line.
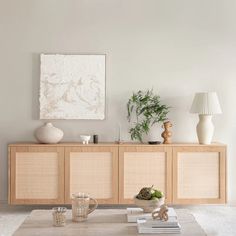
40 54 105 119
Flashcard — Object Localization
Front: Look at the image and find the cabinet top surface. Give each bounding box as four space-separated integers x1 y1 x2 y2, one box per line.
8 142 226 147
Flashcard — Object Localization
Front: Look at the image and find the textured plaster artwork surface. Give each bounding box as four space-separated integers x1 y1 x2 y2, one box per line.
40 54 105 119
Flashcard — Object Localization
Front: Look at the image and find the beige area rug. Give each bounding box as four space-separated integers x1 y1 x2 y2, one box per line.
0 205 236 236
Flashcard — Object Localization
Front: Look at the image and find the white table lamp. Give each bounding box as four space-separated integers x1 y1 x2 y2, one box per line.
190 92 222 144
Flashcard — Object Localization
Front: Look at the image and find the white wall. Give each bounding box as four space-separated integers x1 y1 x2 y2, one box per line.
0 0 236 204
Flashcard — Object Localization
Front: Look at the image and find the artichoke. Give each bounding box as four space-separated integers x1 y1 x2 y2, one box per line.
137 185 154 200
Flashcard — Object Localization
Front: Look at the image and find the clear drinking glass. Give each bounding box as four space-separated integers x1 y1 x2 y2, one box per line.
72 193 98 222
52 207 67 227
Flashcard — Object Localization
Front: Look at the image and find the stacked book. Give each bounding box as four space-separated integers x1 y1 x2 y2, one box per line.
127 208 181 234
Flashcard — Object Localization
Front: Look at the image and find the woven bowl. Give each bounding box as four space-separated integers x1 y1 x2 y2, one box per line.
134 196 165 213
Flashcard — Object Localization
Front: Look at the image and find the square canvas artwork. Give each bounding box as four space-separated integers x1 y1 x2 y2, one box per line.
40 54 106 119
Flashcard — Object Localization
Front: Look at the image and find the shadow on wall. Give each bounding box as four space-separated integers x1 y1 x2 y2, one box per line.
162 95 197 143
31 53 40 120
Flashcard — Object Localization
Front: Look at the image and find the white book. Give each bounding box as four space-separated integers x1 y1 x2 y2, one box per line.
138 219 181 234
141 217 178 227
137 219 180 228
138 228 181 234
138 229 181 234
127 207 177 223
127 208 152 222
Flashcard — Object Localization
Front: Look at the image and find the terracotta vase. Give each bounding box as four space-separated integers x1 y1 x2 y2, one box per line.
35 122 64 144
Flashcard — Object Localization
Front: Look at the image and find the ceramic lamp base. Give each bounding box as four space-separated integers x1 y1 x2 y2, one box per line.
196 114 214 144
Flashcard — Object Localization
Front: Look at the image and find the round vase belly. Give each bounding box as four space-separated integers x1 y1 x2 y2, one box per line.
35 123 64 144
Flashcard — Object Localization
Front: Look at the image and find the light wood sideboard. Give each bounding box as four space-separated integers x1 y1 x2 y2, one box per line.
8 143 227 205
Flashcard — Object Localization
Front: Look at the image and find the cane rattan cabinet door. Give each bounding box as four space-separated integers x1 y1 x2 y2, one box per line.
119 146 172 204
173 146 226 204
65 146 119 204
9 146 64 204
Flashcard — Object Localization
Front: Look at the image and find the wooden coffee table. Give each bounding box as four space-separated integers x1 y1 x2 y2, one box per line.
13 209 206 236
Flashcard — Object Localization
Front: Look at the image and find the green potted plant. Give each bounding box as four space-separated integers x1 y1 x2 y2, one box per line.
127 89 170 143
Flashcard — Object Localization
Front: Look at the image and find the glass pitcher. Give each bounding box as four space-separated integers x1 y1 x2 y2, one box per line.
72 193 98 222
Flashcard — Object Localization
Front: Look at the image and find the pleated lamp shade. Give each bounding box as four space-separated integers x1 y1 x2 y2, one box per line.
190 92 222 114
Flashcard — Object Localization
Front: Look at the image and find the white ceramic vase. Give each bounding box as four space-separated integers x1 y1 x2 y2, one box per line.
148 123 160 142
35 122 64 144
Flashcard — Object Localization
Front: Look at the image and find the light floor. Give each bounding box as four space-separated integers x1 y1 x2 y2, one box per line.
0 204 236 236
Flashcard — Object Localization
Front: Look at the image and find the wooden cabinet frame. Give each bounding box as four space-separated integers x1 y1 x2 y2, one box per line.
119 146 173 204
173 146 226 204
9 146 65 205
65 146 119 204
8 143 227 205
